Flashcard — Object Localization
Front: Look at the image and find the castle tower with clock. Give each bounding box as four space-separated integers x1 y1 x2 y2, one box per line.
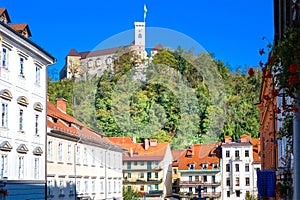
59 21 150 80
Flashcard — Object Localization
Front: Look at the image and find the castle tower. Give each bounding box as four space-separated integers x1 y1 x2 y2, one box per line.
134 22 145 48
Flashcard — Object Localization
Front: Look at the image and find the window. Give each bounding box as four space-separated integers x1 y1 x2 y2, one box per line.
84 180 88 194
127 161 131 169
203 175 207 182
2 48 8 68
34 158 39 179
212 186 216 192
127 185 131 191
246 177 250 186
134 161 138 165
100 180 104 193
155 184 158 190
245 163 249 172
59 179 64 195
140 185 144 191
140 172 144 178
1 103 8 127
47 180 54 196
35 66 41 85
189 164 194 169
212 163 218 168
202 163 208 169
235 150 240 159
19 109 23 131
173 169 177 174
67 144 72 163
35 114 39 135
20 57 24 76
226 150 230 157
140 161 144 166
76 180 81 194
235 177 240 186
92 149 95 165
227 191 230 197
154 161 158 166
235 164 239 172
189 176 192 181
76 146 80 164
47 141 53 161
203 187 207 192
212 175 216 183
236 190 241 197
245 150 249 157
69 180 74 195
128 172 131 178
58 142 63 162
113 181 116 193
83 147 87 165
226 178 230 186
0 154 8 178
226 164 230 172
18 156 24 179
155 172 158 178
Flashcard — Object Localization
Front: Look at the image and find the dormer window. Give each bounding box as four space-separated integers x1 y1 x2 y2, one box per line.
202 164 208 169
212 163 218 169
189 164 194 170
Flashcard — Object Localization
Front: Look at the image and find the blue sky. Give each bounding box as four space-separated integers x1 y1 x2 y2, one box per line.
2 0 273 79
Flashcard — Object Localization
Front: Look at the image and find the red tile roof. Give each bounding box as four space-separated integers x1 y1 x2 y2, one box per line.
9 23 32 37
0 8 11 23
108 137 169 161
47 101 109 144
67 48 81 56
152 43 163 51
178 143 221 170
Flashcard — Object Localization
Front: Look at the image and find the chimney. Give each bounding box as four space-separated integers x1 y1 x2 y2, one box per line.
130 147 133 157
132 134 136 143
224 136 232 143
56 98 67 113
144 139 149 151
150 139 157 147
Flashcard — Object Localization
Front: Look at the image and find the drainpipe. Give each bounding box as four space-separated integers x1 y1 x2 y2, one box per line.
293 98 300 200
74 137 82 200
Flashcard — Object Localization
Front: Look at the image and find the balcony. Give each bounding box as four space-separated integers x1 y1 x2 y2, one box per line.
179 180 220 186
123 178 163 184
202 192 221 198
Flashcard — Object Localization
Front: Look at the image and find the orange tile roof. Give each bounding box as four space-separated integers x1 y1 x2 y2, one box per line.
0 8 11 23
108 137 169 161
47 101 109 144
152 43 163 51
9 23 32 37
178 143 221 170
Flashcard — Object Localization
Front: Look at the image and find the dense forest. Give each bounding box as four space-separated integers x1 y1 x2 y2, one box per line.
48 48 262 149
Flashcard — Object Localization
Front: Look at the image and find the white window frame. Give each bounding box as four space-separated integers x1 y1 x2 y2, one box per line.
18 156 24 179
19 109 23 131
83 147 87 165
2 47 8 69
69 180 74 195
76 146 80 164
84 180 88 194
1 102 8 128
67 144 72 163
0 154 8 178
58 142 63 162
47 141 53 162
35 114 39 135
35 65 41 85
91 149 95 166
76 180 81 194
47 180 54 196
59 179 64 195
19 57 24 76
34 157 39 179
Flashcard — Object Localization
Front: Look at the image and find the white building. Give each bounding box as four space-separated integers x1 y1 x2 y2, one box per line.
177 143 222 200
221 135 261 200
0 8 55 200
47 99 124 200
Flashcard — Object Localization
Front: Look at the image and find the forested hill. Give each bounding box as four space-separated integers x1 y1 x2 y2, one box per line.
48 48 262 149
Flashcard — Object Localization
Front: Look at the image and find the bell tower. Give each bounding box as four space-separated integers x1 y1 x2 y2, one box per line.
134 22 145 48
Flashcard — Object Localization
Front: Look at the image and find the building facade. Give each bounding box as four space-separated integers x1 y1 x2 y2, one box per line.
221 136 261 200
108 136 172 199
177 143 222 200
0 8 55 200
47 99 124 200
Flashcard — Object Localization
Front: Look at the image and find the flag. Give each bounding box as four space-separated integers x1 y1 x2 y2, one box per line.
144 4 147 21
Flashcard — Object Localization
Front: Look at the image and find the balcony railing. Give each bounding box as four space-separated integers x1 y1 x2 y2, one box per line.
123 178 163 184
179 180 220 186
123 167 162 172
202 192 221 198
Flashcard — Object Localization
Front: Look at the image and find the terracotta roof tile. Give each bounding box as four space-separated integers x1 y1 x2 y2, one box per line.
67 48 80 56
178 143 221 170
9 23 32 37
47 101 109 144
0 8 11 23
152 43 163 51
108 137 169 161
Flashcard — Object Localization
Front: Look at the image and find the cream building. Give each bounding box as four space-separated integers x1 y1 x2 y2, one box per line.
47 99 124 200
0 8 55 199
221 135 261 200
108 136 173 199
